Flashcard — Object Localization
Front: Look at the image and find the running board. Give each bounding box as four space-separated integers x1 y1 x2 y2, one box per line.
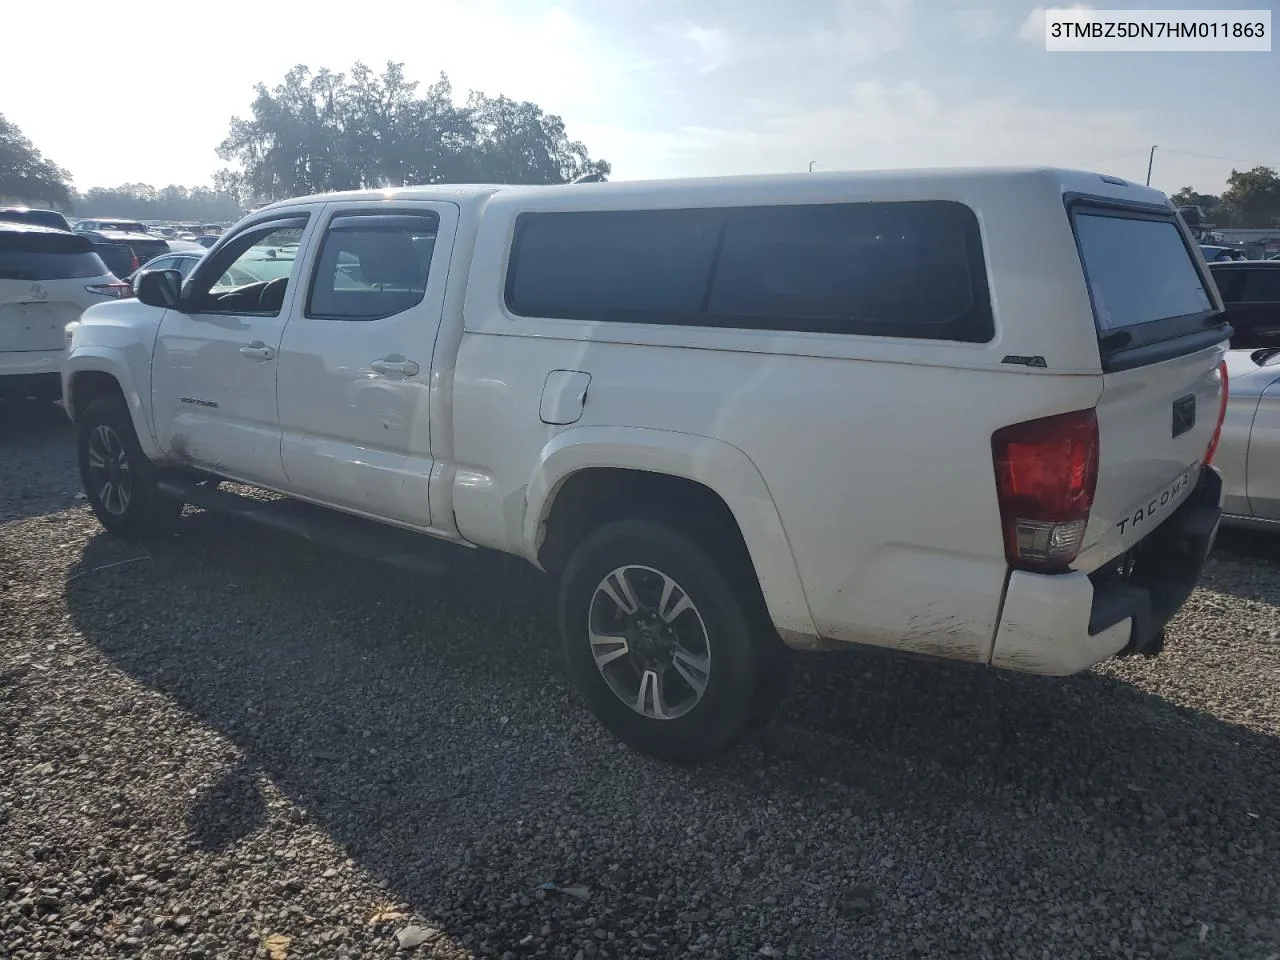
157 478 452 578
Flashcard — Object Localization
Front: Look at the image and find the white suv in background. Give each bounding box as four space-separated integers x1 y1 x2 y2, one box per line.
1 223 129 400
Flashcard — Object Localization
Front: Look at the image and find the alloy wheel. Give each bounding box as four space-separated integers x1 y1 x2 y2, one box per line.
86 424 132 516
587 564 712 720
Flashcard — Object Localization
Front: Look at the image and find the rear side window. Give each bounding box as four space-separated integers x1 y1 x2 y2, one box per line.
1073 213 1213 331
505 201 993 342
0 231 108 280
306 212 440 321
506 209 721 317
707 203 979 333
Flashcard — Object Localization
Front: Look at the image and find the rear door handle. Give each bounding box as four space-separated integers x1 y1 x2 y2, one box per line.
371 356 420 377
239 341 274 361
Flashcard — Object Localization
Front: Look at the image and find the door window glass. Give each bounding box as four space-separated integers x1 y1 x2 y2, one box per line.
186 218 308 315
306 212 440 321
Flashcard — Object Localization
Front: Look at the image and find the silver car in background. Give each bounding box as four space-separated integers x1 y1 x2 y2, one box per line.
1218 347 1280 530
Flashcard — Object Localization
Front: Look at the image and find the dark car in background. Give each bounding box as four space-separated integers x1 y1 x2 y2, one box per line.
88 241 141 280
73 219 170 265
1210 259 1280 349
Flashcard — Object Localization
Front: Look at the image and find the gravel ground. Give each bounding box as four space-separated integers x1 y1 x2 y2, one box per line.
2 398 1279 960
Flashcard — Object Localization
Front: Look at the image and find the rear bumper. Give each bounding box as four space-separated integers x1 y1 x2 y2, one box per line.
0 351 63 397
990 465 1222 675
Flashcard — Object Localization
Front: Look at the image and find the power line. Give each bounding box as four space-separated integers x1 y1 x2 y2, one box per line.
1078 146 1279 172
1078 147 1150 166
1157 146 1280 168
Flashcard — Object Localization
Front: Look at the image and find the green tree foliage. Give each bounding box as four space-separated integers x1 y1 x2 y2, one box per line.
1219 166 1280 228
1171 186 1219 217
216 61 610 202
0 113 73 209
1172 168 1280 229
72 183 243 222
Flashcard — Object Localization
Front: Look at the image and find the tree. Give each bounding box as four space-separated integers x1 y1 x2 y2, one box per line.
1170 187 1220 235
216 61 610 203
467 92 610 184
1171 187 1219 216
72 183 242 222
1218 166 1280 228
0 113 73 209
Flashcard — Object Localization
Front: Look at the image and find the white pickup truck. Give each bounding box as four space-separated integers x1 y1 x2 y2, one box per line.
63 169 1230 760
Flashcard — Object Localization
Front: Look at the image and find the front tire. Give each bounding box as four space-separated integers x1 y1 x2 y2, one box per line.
76 395 181 538
558 519 782 762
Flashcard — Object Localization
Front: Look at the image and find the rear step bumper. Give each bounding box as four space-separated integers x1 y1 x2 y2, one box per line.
989 466 1222 675
1088 465 1222 657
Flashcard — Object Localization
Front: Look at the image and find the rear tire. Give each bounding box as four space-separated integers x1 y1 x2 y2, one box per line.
76 394 182 539
558 518 785 762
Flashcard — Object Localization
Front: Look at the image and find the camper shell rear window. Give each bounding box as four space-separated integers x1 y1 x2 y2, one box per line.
1068 197 1227 371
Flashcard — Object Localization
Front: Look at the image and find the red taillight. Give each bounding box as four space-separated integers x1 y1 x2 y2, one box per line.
84 282 133 300
1204 360 1229 466
992 409 1100 572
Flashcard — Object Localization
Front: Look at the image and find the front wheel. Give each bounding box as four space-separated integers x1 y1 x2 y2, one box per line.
558 519 783 762
76 395 182 538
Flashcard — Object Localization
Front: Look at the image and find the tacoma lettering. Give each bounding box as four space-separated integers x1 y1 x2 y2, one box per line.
1116 472 1189 536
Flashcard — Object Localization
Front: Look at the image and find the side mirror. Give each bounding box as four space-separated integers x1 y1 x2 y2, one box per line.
134 269 183 309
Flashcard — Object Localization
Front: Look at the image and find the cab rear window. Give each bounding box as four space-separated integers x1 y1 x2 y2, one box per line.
1073 213 1213 331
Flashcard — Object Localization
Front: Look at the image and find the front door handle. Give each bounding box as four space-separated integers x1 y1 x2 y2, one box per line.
371 356 420 377
239 341 275 361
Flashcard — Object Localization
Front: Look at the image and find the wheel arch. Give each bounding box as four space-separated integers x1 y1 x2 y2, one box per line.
64 350 161 460
524 426 817 641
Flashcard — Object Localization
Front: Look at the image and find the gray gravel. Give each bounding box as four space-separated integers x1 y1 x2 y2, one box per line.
2 397 1279 960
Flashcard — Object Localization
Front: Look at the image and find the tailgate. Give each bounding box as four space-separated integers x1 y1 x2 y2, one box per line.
1087 347 1223 563
1070 201 1229 569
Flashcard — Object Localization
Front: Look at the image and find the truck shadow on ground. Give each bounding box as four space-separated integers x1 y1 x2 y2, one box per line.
65 510 1280 957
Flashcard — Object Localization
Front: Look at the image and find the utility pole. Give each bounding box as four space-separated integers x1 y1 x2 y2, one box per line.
1145 145 1157 186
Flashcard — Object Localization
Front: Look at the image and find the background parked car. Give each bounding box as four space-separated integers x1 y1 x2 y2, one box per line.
74 218 150 234
1216 347 1280 529
73 218 170 265
1201 244 1246 262
0 207 73 231
0 207 138 295
125 250 205 284
0 223 129 399
163 238 208 253
193 234 219 249
1209 259 1280 349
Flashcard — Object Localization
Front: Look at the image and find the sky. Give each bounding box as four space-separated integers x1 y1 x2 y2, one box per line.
3 0 1276 197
